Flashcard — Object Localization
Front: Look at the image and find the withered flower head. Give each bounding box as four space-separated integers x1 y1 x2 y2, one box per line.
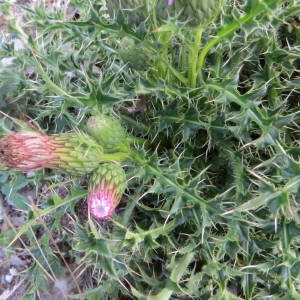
0 131 103 176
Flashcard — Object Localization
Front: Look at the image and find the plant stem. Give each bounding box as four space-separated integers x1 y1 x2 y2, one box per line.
197 36 225 74
102 151 130 162
181 43 187 75
265 35 281 109
152 31 189 85
187 28 203 88
119 114 149 134
154 31 170 78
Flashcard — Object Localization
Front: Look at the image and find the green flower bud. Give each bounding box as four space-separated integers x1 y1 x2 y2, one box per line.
85 114 126 151
156 0 223 28
119 37 155 71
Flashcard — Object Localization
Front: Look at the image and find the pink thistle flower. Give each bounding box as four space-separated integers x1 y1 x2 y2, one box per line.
0 131 103 176
168 0 174 5
88 162 127 220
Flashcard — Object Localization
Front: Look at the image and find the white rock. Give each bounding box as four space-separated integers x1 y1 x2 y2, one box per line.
14 39 25 51
26 171 36 178
4 274 13 283
9 267 18 276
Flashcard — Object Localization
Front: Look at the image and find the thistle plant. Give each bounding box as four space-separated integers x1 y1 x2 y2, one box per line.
119 37 156 71
0 0 300 299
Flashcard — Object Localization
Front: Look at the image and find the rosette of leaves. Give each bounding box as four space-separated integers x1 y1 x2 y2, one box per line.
156 0 223 28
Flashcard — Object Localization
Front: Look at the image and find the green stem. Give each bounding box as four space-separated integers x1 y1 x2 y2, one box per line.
163 59 188 85
187 28 203 88
126 135 149 147
152 31 188 85
119 114 149 134
152 31 170 79
197 37 225 73
102 151 130 162
32 54 84 105
14 22 86 105
181 43 187 75
265 35 281 109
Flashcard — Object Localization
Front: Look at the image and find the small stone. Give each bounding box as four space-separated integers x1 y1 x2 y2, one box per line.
9 267 18 276
0 290 11 299
4 274 13 283
25 171 36 178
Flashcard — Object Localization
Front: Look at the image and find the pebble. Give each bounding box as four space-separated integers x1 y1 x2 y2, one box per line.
4 274 13 283
9 267 18 276
4 268 18 283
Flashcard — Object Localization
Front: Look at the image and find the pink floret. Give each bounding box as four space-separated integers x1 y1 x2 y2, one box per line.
88 187 116 220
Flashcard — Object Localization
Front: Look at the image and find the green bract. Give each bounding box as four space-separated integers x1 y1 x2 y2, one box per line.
156 0 223 28
50 133 104 176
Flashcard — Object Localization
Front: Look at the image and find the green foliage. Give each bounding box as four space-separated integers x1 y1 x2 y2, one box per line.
1 0 300 299
0 171 29 210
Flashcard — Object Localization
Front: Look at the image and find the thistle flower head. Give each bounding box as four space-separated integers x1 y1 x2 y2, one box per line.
0 131 103 176
88 162 127 220
156 0 223 28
